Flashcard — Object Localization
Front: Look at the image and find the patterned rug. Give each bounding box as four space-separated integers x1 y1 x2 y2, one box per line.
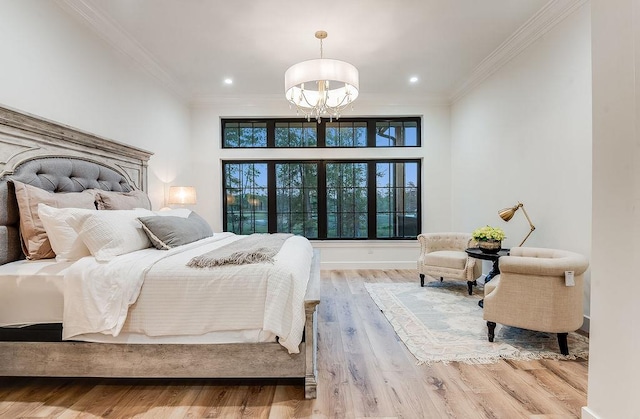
365 281 589 365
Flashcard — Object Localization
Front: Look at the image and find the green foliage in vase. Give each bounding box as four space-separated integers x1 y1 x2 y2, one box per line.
472 225 506 241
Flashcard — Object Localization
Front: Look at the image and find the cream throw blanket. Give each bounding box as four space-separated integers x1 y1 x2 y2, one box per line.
187 233 293 268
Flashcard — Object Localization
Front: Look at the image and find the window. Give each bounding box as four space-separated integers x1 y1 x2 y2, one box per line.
222 160 421 239
275 122 317 147
221 116 421 239
224 162 268 234
275 162 318 236
222 117 420 148
222 121 267 148
376 161 419 238
325 121 367 147
375 120 418 146
326 162 368 238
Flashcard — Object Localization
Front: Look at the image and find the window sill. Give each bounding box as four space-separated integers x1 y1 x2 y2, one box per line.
310 240 417 248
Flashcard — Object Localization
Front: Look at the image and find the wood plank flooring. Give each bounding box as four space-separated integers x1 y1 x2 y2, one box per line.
0 269 588 418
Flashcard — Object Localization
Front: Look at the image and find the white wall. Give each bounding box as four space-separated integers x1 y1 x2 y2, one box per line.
450 5 592 312
0 1 453 269
0 0 191 209
585 1 640 418
189 98 452 268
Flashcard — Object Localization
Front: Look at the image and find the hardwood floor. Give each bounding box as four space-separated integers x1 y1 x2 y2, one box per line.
0 269 588 418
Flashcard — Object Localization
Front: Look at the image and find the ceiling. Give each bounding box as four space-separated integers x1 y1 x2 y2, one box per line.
58 0 576 104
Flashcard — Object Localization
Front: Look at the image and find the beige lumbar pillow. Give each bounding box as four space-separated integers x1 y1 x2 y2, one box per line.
95 190 151 210
12 180 97 260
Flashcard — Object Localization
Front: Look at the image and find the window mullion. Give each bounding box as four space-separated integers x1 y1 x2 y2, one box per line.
267 162 276 233
222 163 228 231
367 161 377 239
318 161 327 239
318 120 326 147
266 121 275 147
367 119 376 147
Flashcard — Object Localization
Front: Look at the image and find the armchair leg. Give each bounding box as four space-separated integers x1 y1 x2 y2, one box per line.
440 277 444 282
487 321 496 342
420 274 425 287
557 333 569 355
467 280 476 295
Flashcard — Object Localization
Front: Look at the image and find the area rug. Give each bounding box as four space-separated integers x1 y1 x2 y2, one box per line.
365 281 589 365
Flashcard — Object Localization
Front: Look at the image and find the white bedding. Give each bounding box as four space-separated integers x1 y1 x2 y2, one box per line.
0 258 275 344
63 233 314 353
0 259 71 326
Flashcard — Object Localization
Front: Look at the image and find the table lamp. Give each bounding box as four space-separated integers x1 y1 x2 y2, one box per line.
498 201 535 246
168 186 197 206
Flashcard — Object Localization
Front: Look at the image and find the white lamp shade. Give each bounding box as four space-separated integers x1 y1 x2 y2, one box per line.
168 186 197 205
285 58 359 108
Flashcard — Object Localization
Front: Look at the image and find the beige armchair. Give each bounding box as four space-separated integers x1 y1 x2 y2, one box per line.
417 232 482 295
483 247 589 355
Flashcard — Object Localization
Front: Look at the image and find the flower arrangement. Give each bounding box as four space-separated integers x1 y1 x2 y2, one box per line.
472 225 506 242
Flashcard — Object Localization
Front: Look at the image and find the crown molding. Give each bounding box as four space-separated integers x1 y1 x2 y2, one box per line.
190 94 285 108
54 0 188 100
356 93 451 107
450 0 588 103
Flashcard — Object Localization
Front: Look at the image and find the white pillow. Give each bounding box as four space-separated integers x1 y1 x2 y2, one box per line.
152 208 192 218
66 208 154 261
37 204 95 262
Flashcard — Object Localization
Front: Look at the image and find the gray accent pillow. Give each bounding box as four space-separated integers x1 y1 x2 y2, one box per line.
138 212 213 250
96 189 151 210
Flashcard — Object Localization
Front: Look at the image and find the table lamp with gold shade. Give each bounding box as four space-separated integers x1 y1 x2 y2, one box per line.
498 202 536 246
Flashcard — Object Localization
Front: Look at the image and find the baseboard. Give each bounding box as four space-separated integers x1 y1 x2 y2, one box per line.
581 406 599 419
320 261 417 270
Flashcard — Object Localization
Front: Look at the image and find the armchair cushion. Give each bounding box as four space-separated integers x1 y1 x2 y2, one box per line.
423 250 468 270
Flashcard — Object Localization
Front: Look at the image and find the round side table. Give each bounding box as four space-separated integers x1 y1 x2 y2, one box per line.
465 248 510 307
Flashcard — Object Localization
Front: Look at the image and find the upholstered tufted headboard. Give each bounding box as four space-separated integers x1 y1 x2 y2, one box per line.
0 105 152 265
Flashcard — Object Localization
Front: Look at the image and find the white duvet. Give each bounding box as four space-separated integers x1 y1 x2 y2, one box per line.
62 233 314 353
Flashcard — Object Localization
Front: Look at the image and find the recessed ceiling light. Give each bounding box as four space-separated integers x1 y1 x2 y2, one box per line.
409 76 419 83
224 78 233 85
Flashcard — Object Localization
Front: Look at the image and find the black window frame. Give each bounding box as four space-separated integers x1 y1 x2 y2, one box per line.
221 117 421 148
222 159 422 240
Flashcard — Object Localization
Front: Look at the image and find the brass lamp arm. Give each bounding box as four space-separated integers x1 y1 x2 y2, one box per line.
518 205 536 246
498 201 537 247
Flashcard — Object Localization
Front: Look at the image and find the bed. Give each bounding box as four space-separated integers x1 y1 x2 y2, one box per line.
0 105 320 399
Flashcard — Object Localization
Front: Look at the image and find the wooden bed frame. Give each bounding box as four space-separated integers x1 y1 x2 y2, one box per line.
0 105 320 399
